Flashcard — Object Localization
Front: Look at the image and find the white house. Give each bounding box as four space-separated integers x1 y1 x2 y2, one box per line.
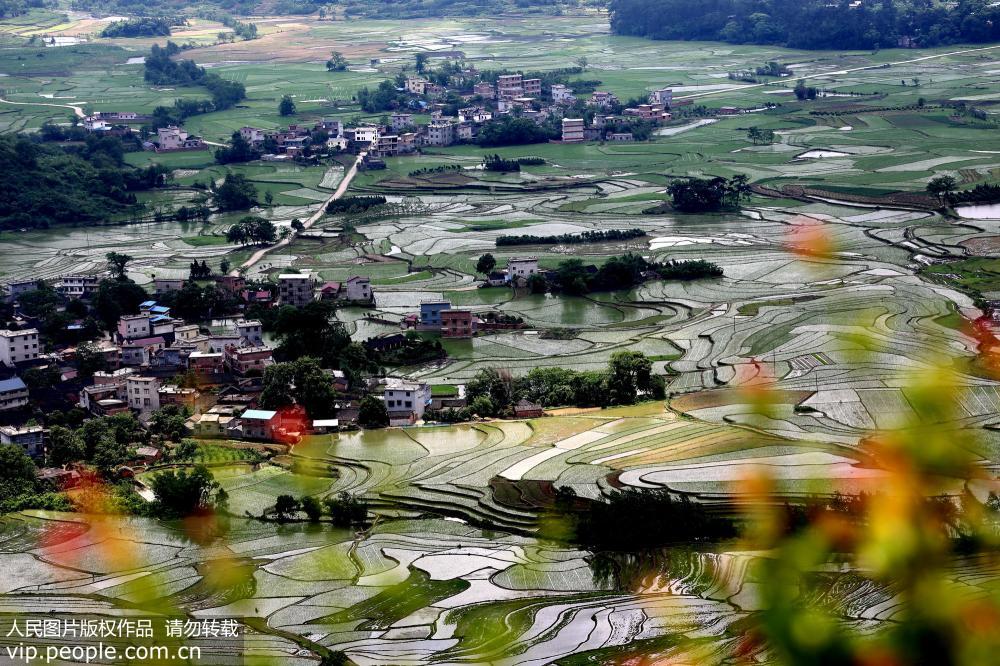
0 329 41 366
507 257 539 282
126 376 161 413
384 379 431 421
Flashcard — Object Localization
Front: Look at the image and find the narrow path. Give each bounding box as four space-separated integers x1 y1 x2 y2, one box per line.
674 43 1000 101
0 96 86 118
233 152 366 275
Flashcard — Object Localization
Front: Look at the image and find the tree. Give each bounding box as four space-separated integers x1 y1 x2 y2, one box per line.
214 173 258 211
150 465 220 518
415 52 428 74
220 258 231 274
173 439 198 461
291 218 305 232
326 51 348 72
476 253 497 276
0 444 37 501
91 435 129 475
300 495 322 522
323 491 367 526
576 56 588 70
927 175 958 205
264 191 273 206
747 127 762 145
279 95 296 116
226 216 276 246
46 426 85 467
92 278 149 331
106 252 133 280
358 395 389 429
606 351 653 405
149 405 189 442
274 494 299 521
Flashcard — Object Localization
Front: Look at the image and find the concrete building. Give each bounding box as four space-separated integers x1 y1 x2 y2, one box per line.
390 113 413 131
522 78 542 97
441 309 476 338
498 74 523 99
344 276 373 302
589 91 619 109
54 275 99 299
278 273 315 307
153 278 185 295
607 132 634 142
117 315 151 342
649 87 673 107
426 122 455 147
0 377 29 411
420 301 452 329
158 385 199 410
562 118 585 143
241 409 280 440
234 319 264 347
474 82 495 99
0 329 41 367
156 126 205 151
550 84 576 105
188 351 224 375
405 77 428 95
126 376 161 413
507 257 540 282
0 425 45 459
384 380 431 421
3 280 40 302
226 345 274 376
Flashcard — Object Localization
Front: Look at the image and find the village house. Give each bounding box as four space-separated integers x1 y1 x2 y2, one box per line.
0 377 29 412
346 125 379 146
649 87 673 107
0 424 45 458
384 379 432 423
473 82 495 99
278 273 316 307
497 74 523 98
441 309 476 338
188 351 225 376
54 274 99 299
550 84 576 105
514 399 545 418
121 336 165 367
234 319 264 347
405 77 429 95
522 78 542 97
507 257 540 283
373 134 399 157
391 113 413 131
419 301 452 330
344 276 373 303
155 126 206 152
589 91 619 109
607 132 635 142
3 279 40 302
157 385 199 411
240 409 280 440
225 345 274 376
562 118 585 143
126 375 161 413
0 329 41 367
426 121 456 147
216 275 246 294
153 278 185 295
116 314 151 343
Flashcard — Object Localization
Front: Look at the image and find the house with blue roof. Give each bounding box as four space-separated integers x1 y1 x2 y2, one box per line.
240 409 280 440
0 376 29 411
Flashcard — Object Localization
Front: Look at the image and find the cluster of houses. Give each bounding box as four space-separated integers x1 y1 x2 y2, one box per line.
80 111 208 153
561 87 682 143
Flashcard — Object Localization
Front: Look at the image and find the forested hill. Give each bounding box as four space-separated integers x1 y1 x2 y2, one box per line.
608 0 1000 50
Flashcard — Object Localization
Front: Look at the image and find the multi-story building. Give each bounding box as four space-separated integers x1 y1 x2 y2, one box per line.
473 82 495 99
156 126 206 152
508 257 540 282
346 125 379 146
117 315 151 342
344 276 373 302
522 78 542 97
188 351 224 375
550 84 576 105
225 345 274 376
234 320 264 346
405 77 428 95
562 118 585 143
419 301 452 330
497 74 523 99
441 309 476 338
608 132 635 142
0 377 29 411
55 275 100 299
0 425 45 459
158 385 199 411
384 379 431 420
278 273 315 307
390 113 413 131
649 87 673 107
589 91 619 109
373 134 399 157
426 122 455 147
121 336 165 366
0 329 41 367
126 375 161 413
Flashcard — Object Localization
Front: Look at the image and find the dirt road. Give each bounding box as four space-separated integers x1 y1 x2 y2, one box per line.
232 152 366 276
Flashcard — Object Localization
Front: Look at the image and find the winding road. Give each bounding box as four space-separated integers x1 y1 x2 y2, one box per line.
233 151 367 275
0 96 86 118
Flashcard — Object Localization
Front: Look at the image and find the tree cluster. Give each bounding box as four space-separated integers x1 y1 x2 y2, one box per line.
658 175 752 214
101 17 176 38
226 215 276 245
496 229 645 247
326 195 386 215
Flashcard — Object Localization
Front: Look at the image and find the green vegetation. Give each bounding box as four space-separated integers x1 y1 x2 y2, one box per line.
100 17 175 38
497 228 645 247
